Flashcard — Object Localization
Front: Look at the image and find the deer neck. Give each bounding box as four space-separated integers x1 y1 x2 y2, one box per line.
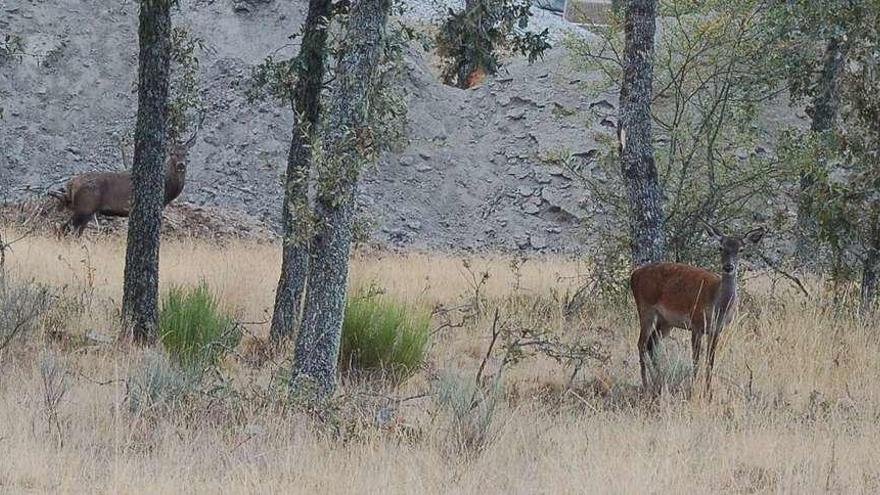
712 270 738 328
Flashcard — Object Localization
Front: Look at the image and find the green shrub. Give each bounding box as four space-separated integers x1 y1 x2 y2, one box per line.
339 294 430 378
159 282 239 369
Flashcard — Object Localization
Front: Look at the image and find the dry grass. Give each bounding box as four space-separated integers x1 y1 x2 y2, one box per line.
1 232 880 494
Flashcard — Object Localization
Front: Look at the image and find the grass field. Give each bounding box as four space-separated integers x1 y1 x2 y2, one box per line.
1 232 879 493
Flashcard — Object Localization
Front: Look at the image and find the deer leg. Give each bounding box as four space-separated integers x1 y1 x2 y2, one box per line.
705 332 720 399
71 213 92 237
59 219 72 238
691 330 703 381
646 329 664 392
637 311 658 390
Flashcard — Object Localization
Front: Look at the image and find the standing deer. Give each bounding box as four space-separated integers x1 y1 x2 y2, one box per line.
51 124 200 236
629 223 765 394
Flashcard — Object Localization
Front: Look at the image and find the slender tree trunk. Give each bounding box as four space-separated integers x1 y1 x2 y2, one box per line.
269 0 332 343
619 0 664 267
796 38 847 268
290 0 391 399
121 0 172 343
861 204 880 315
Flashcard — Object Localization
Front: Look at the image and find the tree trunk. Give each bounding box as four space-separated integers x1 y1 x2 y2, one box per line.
269 0 332 343
290 0 390 399
796 38 847 268
861 204 880 315
619 0 664 267
121 0 172 343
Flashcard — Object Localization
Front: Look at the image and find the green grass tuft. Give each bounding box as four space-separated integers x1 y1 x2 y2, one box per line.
159 282 239 369
339 294 430 378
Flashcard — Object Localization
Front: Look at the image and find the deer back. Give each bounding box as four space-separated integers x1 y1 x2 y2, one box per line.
630 262 722 330
68 171 133 216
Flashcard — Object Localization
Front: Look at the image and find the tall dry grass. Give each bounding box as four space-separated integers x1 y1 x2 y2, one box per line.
1 232 879 494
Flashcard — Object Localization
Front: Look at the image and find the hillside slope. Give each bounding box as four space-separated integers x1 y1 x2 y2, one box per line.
0 0 803 252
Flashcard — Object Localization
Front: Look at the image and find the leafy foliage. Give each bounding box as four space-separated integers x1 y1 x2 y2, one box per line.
159 283 240 369
763 0 869 104
782 3 880 294
167 26 205 142
248 54 300 104
339 293 430 378
436 0 550 88
566 0 789 283
775 2 880 296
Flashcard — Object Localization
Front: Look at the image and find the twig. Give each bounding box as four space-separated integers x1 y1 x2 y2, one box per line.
65 369 126 387
564 388 598 413
758 253 811 299
473 308 501 391
0 231 6 270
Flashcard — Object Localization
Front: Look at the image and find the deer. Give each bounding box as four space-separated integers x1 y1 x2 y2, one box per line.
51 123 201 237
629 222 766 395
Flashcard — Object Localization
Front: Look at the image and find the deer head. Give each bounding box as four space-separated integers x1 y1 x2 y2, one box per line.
166 111 205 178
703 222 766 275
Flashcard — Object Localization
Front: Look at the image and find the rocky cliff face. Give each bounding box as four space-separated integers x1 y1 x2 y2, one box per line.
0 0 629 253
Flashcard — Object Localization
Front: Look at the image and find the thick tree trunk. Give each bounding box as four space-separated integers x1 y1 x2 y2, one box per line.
861 204 880 315
121 0 172 343
796 38 847 268
290 0 390 399
269 0 332 343
619 0 664 267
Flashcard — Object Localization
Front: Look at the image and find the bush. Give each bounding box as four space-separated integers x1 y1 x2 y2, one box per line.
0 274 50 352
159 282 239 369
339 294 430 378
435 372 501 453
126 350 191 415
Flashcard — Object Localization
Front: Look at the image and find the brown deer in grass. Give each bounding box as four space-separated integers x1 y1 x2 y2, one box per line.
51 125 200 236
629 223 765 394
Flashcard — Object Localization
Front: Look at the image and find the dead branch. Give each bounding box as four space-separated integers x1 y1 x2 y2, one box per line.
758 252 811 299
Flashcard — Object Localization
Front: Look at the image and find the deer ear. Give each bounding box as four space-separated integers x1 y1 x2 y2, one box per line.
744 227 766 244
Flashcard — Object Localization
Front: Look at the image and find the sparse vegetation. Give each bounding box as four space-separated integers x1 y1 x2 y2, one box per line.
0 33 25 119
0 235 877 492
0 33 24 67
4 0 880 490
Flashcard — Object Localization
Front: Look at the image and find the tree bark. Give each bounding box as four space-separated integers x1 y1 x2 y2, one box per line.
861 204 880 315
269 0 332 343
290 0 390 399
796 38 847 268
121 0 172 343
619 0 664 267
